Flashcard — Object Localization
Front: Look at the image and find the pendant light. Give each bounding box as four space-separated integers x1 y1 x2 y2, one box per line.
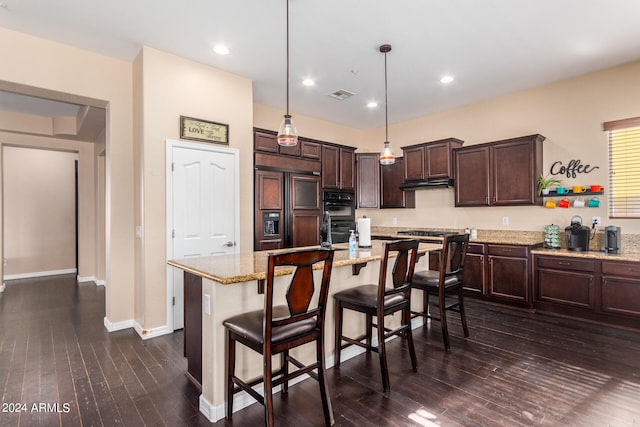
277 0 298 146
379 44 396 165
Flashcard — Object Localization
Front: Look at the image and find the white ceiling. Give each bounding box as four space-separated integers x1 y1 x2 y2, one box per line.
1 0 640 130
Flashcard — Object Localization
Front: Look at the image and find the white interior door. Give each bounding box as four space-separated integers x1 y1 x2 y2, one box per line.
167 140 239 330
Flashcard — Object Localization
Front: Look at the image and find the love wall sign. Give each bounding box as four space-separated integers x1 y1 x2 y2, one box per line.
549 160 599 178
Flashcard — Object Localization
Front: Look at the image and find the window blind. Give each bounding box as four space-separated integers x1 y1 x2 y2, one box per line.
603 117 640 218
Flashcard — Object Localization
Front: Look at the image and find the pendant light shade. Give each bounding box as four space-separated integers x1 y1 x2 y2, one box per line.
277 0 299 146
379 44 396 165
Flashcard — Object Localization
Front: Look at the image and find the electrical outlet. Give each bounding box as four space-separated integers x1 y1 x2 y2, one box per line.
592 216 601 227
502 216 509 225
392 217 397 225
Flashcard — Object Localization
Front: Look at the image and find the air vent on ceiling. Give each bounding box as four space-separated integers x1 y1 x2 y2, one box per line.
328 89 355 101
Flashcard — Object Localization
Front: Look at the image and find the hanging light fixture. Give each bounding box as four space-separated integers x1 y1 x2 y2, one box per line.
379 44 396 165
277 0 298 146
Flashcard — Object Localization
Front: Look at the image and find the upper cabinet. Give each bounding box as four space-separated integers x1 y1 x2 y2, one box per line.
356 153 380 209
454 134 545 207
322 144 355 191
254 129 321 160
402 138 464 182
381 157 415 208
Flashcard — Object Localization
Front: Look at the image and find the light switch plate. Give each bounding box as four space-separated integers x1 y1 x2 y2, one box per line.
203 294 211 315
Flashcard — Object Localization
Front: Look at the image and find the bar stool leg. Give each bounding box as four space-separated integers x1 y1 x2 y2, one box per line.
404 307 418 371
264 350 274 427
316 334 335 425
377 315 390 392
282 350 289 393
334 301 343 367
459 288 470 338
439 292 451 351
226 332 236 419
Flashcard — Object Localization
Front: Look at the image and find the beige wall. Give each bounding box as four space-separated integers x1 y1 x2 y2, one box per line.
356 60 640 234
134 47 254 330
0 27 134 324
3 146 77 275
0 133 97 279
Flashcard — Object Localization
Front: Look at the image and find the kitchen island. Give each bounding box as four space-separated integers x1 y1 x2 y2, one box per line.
168 240 439 422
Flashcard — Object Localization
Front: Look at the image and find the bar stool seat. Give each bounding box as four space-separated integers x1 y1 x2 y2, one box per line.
224 306 317 346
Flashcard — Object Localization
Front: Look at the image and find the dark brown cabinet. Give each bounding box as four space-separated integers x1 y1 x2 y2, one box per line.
463 243 486 294
533 255 640 329
402 138 463 182
381 157 415 208
254 129 321 160
600 261 640 318
322 144 355 191
487 244 530 304
356 153 380 209
454 134 544 207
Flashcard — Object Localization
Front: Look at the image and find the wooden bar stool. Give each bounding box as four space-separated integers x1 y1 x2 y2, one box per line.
333 239 419 392
411 233 470 350
223 248 335 426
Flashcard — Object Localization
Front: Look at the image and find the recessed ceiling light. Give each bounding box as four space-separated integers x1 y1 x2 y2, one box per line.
213 45 229 55
367 101 378 108
440 75 454 84
302 79 315 86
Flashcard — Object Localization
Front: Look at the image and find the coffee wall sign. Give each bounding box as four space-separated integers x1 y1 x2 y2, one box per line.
549 160 599 178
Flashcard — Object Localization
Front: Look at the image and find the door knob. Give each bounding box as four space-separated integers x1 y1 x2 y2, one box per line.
224 241 235 247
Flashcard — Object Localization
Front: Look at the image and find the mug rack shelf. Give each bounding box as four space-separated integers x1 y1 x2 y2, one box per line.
541 189 604 197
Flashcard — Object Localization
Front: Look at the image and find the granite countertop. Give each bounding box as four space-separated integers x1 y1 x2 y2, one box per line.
372 227 546 246
531 247 640 263
167 240 441 284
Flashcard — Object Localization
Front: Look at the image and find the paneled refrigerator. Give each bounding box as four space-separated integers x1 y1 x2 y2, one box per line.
254 168 322 251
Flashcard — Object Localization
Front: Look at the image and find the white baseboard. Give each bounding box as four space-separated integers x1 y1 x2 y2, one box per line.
95 280 106 287
0 283 5 293
3 268 77 281
133 321 173 340
77 275 97 284
103 316 134 332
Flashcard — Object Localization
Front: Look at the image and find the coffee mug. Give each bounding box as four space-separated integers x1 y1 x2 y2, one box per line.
588 197 600 208
545 200 556 208
558 198 571 208
590 184 602 192
574 199 585 208
572 186 586 193
556 187 567 194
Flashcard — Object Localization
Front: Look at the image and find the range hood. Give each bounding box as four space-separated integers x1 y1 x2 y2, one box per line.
399 178 454 190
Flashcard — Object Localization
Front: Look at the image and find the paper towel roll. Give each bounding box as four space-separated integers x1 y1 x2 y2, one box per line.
357 217 372 248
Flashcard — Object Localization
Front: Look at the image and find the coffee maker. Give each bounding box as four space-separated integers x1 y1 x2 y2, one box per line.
604 226 621 254
565 215 590 251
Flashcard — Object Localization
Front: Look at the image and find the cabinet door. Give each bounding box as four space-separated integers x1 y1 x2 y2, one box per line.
290 174 321 248
463 252 485 294
536 268 595 309
301 139 321 160
426 142 451 178
381 158 415 208
356 153 380 209
492 140 536 205
256 170 283 210
454 146 490 206
340 148 355 191
403 146 425 181
254 131 278 153
488 255 528 303
601 277 640 318
321 145 340 189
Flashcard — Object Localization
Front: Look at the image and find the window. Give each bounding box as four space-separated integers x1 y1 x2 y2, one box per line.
603 117 640 218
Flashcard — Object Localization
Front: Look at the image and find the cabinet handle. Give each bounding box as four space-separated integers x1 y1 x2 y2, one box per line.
502 249 512 252
557 261 571 266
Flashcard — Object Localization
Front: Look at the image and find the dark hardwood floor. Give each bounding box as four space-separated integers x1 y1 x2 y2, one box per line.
1 274 639 426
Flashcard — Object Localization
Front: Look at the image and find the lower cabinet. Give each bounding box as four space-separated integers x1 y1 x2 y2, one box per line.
430 241 536 306
534 255 640 329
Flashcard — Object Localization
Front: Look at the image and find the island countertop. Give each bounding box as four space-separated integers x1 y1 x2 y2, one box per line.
168 239 441 284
